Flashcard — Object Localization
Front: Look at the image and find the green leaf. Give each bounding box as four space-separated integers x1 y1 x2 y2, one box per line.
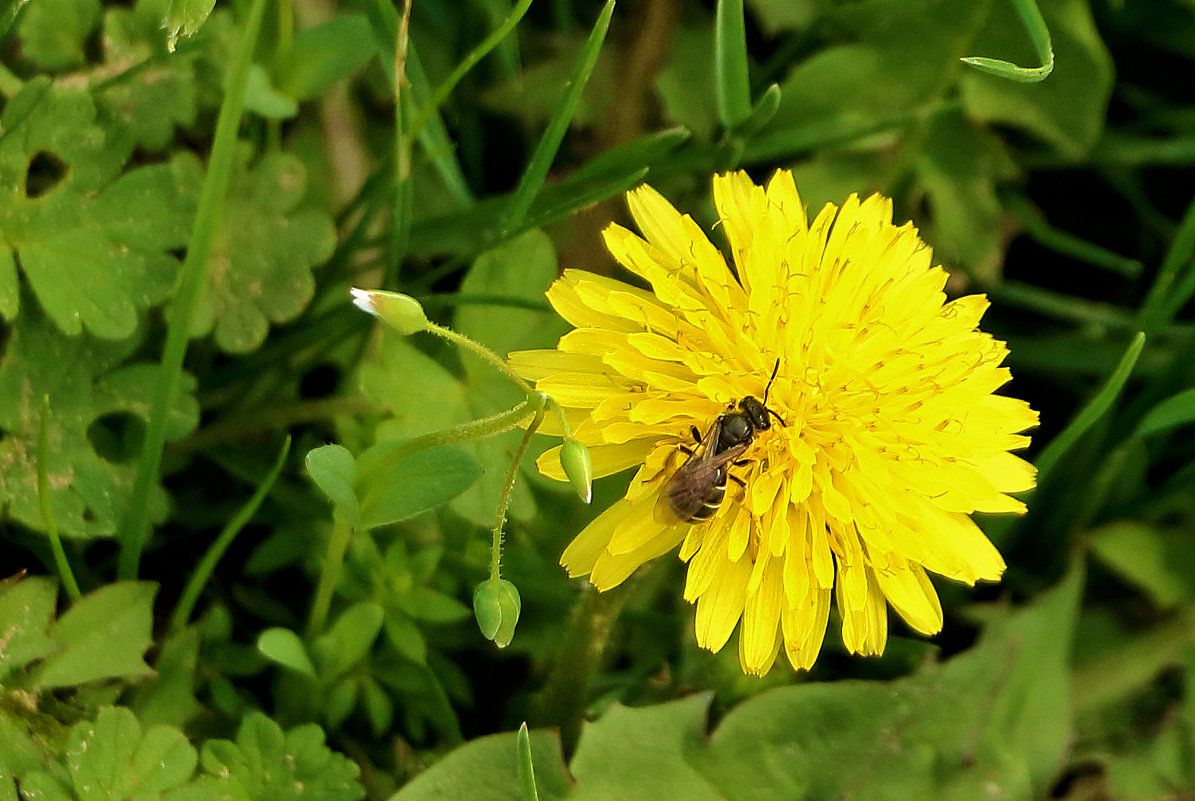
306 445 359 526
1134 387 1195 438
715 0 752 129
913 110 1018 280
165 0 216 52
0 575 58 685
387 727 569 801
1089 521 1195 608
960 0 1053 82
66 707 198 801
243 64 299 119
277 14 377 101
452 229 565 526
314 603 384 677
0 309 199 540
961 0 1112 157
402 587 472 625
130 627 203 729
357 444 482 530
257 628 317 678
98 0 200 150
16 0 100 71
190 150 336 353
32 583 155 688
200 713 364 801
0 82 201 339
656 25 719 140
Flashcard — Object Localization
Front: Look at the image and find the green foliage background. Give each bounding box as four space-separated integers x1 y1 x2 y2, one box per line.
1 0 1194 798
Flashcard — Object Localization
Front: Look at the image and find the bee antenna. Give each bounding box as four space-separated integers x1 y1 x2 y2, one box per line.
763 359 781 405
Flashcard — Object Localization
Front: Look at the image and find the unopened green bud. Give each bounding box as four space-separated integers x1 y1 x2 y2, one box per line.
349 288 428 335
473 578 521 648
560 440 592 504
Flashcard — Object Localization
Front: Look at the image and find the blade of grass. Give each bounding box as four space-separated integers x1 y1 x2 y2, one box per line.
406 0 535 144
516 723 540 801
1132 387 1195 438
1147 196 1195 333
118 0 269 580
169 437 292 634
408 41 474 208
1034 331 1146 485
0 0 29 50
989 281 1138 331
714 0 751 129
38 396 80 602
1005 194 1143 278
960 0 1053 82
389 0 414 286
503 0 615 231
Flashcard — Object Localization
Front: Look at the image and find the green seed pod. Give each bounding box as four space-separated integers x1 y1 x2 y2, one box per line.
473 578 521 648
560 439 593 504
349 288 428 335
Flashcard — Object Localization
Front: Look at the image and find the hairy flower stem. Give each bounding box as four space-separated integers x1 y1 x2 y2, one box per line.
491 395 547 580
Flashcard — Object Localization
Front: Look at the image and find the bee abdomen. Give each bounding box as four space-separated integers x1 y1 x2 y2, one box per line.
687 481 726 522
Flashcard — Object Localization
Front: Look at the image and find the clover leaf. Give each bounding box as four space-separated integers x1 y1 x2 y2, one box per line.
199 713 364 801
189 150 335 354
0 307 198 540
16 0 101 72
0 80 201 340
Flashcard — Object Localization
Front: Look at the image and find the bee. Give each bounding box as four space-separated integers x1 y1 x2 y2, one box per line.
656 363 785 525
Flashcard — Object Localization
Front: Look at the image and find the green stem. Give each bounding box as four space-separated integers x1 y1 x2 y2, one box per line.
37 396 80 602
118 0 269 580
170 438 291 634
307 517 354 638
490 394 547 580
358 398 537 512
424 321 535 394
389 0 413 286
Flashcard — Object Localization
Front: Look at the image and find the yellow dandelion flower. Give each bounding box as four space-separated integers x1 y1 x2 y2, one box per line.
509 170 1038 676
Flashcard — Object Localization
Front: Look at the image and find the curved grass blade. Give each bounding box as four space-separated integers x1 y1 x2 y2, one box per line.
503 0 616 231
1133 387 1195 439
169 438 292 634
517 723 540 801
119 0 270 580
961 0 1053 83
715 0 751 129
1034 331 1146 485
1138 194 1195 335
1006 194 1142 278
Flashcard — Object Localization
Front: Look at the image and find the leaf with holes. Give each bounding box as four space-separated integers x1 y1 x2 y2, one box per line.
0 308 199 540
188 149 336 354
0 80 201 339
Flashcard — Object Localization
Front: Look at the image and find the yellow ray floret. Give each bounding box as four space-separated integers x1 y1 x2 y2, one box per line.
509 170 1038 676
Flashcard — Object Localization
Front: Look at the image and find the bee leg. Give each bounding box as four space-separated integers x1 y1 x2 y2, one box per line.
690 425 702 445
727 473 749 504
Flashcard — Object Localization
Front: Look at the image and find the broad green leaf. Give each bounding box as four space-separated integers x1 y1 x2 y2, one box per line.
200 713 364 801
656 25 719 140
314 603 384 677
66 707 198 801
961 0 1112 157
0 309 199 540
359 334 471 443
914 110 1018 281
453 229 566 526
98 0 200 150
402 587 472 625
746 0 817 35
33 582 156 688
0 82 200 339
257 628 317 678
387 728 570 801
306 445 359 526
357 444 482 529
389 571 1081 799
130 627 203 729
277 14 378 101
0 575 58 684
16 0 100 71
0 715 47 777
189 150 336 353
1134 387 1195 438
1089 520 1195 608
